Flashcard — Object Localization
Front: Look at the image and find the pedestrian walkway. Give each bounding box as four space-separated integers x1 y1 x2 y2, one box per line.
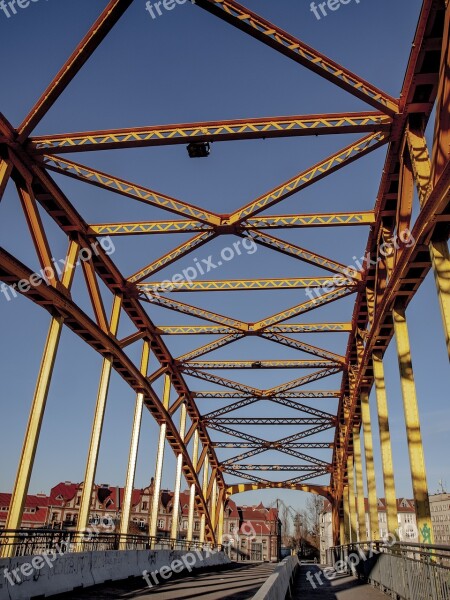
292 565 388 599
51 562 276 600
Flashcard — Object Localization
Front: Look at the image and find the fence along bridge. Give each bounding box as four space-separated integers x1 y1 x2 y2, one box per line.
0 0 449 598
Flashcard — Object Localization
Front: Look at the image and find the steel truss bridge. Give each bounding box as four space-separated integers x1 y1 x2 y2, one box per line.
0 0 449 555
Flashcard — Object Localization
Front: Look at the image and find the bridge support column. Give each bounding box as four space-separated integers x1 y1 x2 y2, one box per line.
149 373 171 543
76 295 122 549
373 351 398 538
187 429 199 545
210 477 218 536
353 425 366 541
119 340 150 548
430 239 450 359
361 391 379 540
170 402 187 541
347 454 357 542
0 156 12 202
430 5 450 358
342 485 351 544
217 498 225 547
2 242 78 558
406 126 450 360
199 454 209 544
332 500 340 547
393 304 433 543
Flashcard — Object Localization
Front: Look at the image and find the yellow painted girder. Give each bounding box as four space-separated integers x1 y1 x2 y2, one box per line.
157 323 352 335
128 231 215 282
245 230 362 280
32 113 392 153
89 212 375 236
180 359 336 369
142 292 248 331
252 287 356 331
138 277 356 293
228 132 388 223
42 155 221 225
195 0 399 115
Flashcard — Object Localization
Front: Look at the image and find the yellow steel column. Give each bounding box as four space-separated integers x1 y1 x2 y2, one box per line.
361 391 379 540
339 510 345 546
0 157 12 202
170 402 187 541
393 305 433 543
430 4 450 358
347 454 357 542
76 296 122 546
430 240 450 359
342 485 351 544
217 500 225 547
199 454 209 544
373 351 398 538
406 128 450 360
3 242 78 557
353 425 367 541
149 373 171 541
119 340 150 547
210 478 218 534
187 429 199 544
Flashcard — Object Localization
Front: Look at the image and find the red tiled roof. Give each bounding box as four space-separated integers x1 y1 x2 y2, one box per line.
0 493 52 509
99 486 143 509
50 482 79 503
225 499 239 518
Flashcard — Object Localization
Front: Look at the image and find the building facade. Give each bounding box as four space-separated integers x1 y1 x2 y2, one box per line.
0 482 282 561
430 493 450 545
319 498 419 564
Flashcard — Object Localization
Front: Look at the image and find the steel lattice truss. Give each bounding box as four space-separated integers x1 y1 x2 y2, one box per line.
1 0 449 545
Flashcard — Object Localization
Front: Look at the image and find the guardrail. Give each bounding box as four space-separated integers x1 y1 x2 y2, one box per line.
252 556 299 600
327 542 450 600
0 529 218 557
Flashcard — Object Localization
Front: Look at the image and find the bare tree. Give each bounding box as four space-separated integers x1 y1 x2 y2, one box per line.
305 495 324 549
281 504 290 546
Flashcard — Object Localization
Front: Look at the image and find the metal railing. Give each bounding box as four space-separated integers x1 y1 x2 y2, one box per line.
0 529 219 558
327 542 450 600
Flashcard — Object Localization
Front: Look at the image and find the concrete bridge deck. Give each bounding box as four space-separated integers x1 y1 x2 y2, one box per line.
48 562 390 600
292 565 388 600
51 562 276 600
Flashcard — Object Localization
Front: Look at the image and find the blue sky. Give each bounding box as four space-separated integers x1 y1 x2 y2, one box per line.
0 0 449 520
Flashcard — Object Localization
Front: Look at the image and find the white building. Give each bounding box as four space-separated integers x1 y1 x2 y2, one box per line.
320 497 419 563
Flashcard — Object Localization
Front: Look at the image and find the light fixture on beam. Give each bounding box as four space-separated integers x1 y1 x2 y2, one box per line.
187 142 211 158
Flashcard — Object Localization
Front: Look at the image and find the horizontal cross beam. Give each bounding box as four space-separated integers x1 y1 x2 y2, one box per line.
31 113 392 153
179 359 337 370
138 277 353 293
157 323 352 335
88 212 375 236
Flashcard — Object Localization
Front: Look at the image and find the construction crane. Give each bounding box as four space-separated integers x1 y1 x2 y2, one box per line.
268 499 303 550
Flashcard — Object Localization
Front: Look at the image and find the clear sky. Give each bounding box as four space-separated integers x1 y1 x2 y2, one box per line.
0 0 448 520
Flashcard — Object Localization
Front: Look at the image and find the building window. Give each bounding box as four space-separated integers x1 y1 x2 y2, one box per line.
76 496 81 506
230 523 235 533
142 502 148 511
182 521 188 530
194 521 200 531
158 519 164 529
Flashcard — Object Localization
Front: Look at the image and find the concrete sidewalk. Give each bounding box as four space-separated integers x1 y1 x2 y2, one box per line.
291 565 388 599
